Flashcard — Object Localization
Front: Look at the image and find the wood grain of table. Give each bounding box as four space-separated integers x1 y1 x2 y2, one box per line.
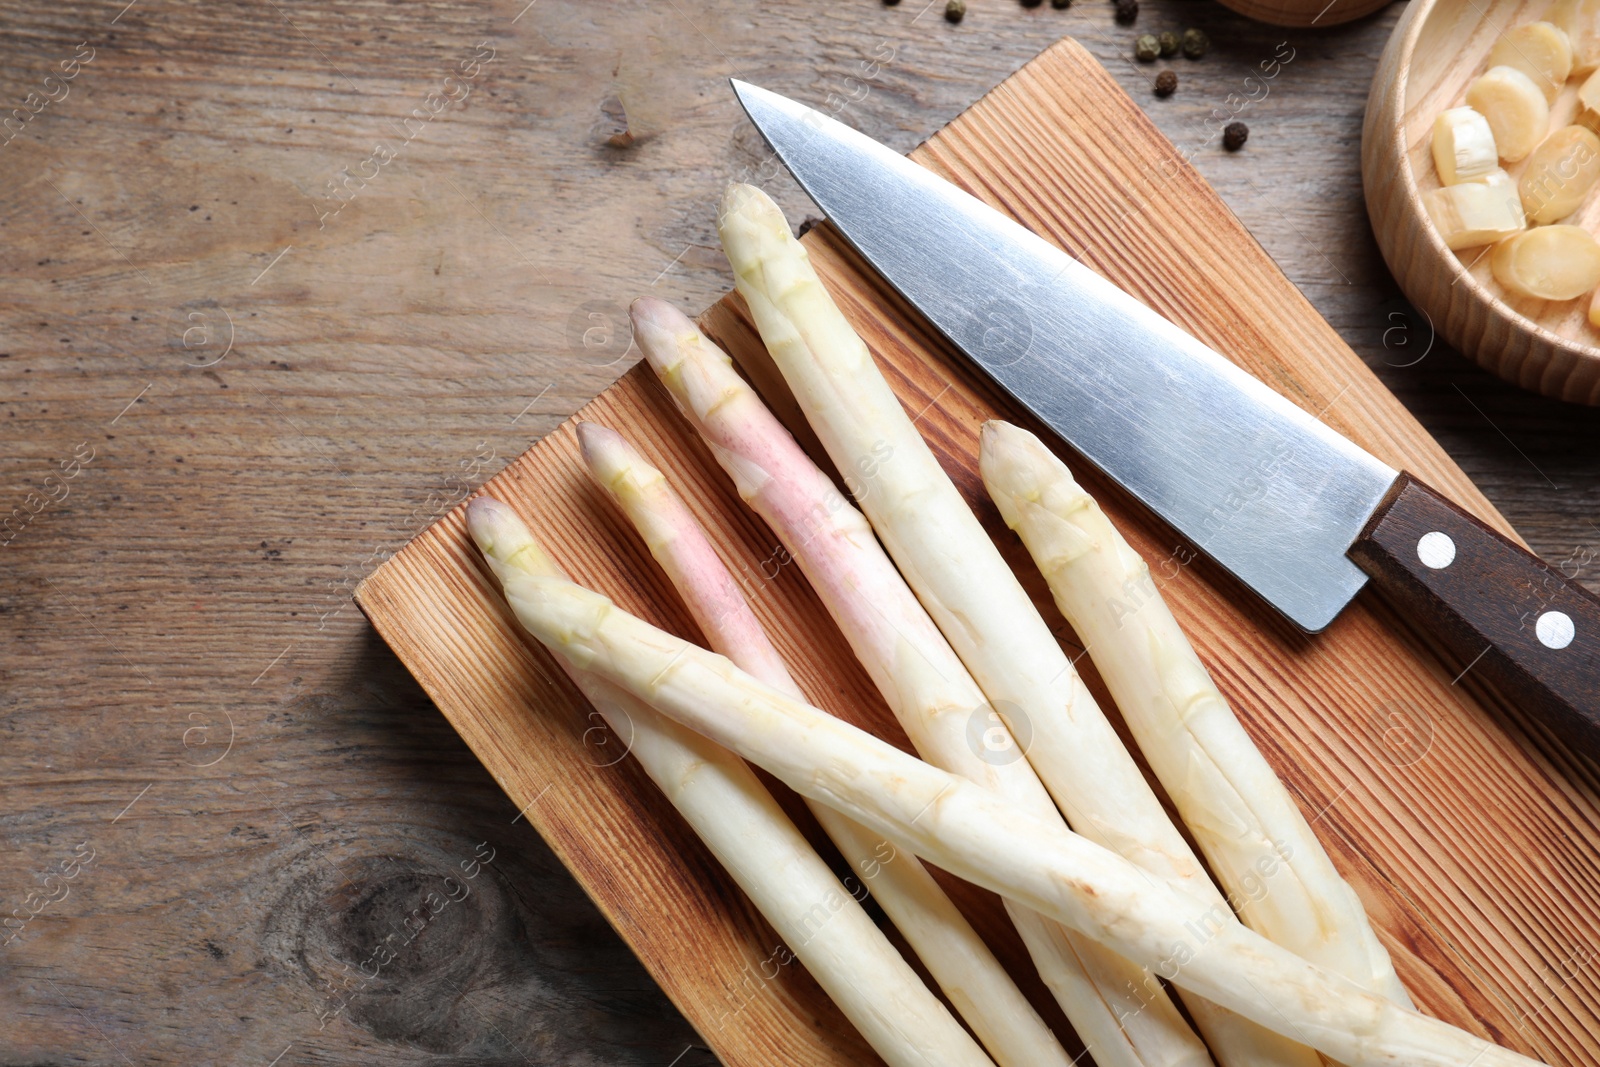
1 2 1595 1064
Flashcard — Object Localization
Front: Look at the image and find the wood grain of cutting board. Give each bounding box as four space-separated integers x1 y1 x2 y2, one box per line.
355 38 1600 1067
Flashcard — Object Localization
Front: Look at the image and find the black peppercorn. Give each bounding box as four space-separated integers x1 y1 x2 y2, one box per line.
1114 0 1138 24
1223 121 1249 151
945 0 965 20
1051 0 1071 7
1154 69 1177 97
1022 0 1044 7
1181 27 1209 58
1157 30 1179 56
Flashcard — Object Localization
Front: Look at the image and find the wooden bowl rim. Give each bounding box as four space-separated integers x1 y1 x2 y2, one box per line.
1211 0 1393 29
1387 0 1600 369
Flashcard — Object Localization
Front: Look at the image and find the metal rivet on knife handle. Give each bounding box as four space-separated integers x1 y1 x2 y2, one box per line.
1417 531 1457 569
1537 611 1576 651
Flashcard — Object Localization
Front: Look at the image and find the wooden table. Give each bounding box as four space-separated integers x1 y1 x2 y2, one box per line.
2 2 1595 1063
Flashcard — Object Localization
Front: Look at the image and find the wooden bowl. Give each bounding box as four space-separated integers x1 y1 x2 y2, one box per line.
1364 0 1600 404
1214 0 1391 28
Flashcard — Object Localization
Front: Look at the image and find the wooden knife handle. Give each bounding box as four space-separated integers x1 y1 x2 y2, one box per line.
1348 474 1600 755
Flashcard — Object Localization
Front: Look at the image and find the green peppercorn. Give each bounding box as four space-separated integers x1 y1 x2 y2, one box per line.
1157 30 1179 56
945 0 965 20
1154 69 1177 97
1223 121 1249 151
1135 34 1159 62
1181 27 1209 58
1114 0 1138 24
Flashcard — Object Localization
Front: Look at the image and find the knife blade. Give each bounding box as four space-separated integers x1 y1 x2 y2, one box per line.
732 80 1600 741
732 79 1393 634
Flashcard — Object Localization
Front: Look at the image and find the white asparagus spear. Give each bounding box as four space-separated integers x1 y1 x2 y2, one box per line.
466 497 998 1067
631 296 1229 1067
714 183 1394 1051
496 569 1545 1067
576 421 1072 1067
979 419 1412 1005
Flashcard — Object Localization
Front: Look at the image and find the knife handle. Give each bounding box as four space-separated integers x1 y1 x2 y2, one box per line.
1348 473 1600 756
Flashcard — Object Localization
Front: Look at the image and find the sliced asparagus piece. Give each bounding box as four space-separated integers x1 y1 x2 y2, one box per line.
1554 0 1600 76
1491 224 1600 300
716 183 1409 1014
1465 66 1551 163
632 295 1237 1067
576 422 1072 1067
979 419 1410 1004
1423 170 1525 250
1431 107 1498 185
1487 22 1572 103
494 569 1544 1067
467 497 998 1067
1519 125 1600 225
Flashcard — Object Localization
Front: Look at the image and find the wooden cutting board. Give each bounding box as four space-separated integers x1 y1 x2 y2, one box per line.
355 38 1600 1067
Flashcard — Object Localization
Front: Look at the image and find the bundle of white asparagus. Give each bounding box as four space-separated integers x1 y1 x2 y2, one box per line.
461 182 1550 1067
468 495 997 1067
575 421 1072 1067
631 294 1236 1067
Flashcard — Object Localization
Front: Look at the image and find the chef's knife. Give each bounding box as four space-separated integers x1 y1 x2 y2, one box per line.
731 79 1600 749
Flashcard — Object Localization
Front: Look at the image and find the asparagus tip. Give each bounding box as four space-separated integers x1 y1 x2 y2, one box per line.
979 419 1051 471
979 419 1004 452
465 495 545 570
467 497 564 587
628 294 677 328
629 296 694 359
718 181 760 220
578 421 663 501
979 420 1061 527
717 182 787 239
575 420 619 463
631 296 698 382
465 495 516 549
